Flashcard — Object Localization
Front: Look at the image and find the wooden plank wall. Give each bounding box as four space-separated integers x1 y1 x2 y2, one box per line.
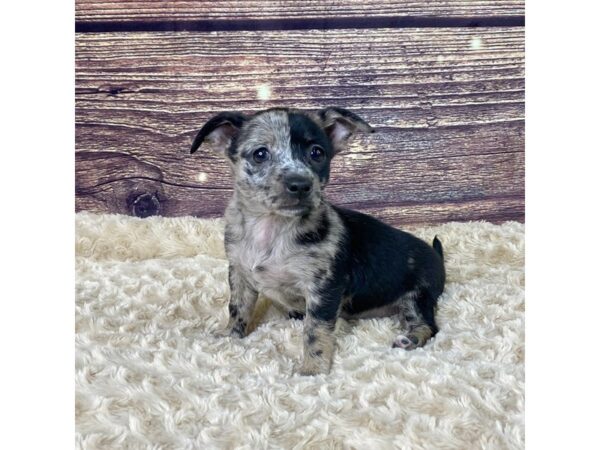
76 1 525 22
75 1 525 226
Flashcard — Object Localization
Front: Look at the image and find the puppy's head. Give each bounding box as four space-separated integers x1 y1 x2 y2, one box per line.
190 107 373 217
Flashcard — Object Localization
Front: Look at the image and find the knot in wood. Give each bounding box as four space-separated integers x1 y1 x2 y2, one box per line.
131 192 160 218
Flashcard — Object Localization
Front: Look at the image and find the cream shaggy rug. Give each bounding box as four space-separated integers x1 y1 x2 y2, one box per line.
75 213 524 449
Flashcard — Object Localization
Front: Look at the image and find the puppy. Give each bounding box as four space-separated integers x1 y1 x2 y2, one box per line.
190 107 445 375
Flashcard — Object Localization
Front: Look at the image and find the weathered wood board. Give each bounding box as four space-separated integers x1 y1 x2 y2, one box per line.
75 28 524 225
76 1 525 23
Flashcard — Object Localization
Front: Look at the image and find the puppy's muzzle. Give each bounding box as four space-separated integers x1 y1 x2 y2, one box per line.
284 174 313 200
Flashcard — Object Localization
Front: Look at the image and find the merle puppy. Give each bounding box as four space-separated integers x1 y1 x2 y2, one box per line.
190 107 445 375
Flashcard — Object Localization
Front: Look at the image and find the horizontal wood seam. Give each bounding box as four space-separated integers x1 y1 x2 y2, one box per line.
75 15 525 33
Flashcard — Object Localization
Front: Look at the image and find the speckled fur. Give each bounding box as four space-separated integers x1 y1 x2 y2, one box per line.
191 107 446 374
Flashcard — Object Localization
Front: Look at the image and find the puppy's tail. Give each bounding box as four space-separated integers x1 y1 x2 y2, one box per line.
432 236 444 260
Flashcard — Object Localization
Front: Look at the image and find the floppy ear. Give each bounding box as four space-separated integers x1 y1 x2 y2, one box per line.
190 112 248 155
317 107 374 154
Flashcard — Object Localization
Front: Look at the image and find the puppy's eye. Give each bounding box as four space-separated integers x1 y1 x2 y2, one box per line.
253 147 270 163
310 145 325 162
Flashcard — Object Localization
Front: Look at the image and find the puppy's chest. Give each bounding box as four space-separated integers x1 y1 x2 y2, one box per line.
229 218 306 290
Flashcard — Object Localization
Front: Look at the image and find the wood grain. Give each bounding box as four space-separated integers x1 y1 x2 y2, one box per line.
76 1 525 23
75 28 524 225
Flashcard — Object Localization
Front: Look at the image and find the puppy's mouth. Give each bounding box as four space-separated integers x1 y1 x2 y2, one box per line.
277 200 313 216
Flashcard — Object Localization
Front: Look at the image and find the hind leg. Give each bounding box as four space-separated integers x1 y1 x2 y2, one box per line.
392 292 438 350
392 323 433 350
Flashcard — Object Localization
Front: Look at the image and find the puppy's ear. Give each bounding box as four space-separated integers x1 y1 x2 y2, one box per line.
190 112 248 155
317 107 374 154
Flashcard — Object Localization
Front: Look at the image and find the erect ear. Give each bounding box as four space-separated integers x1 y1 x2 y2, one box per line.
190 112 248 155
317 107 374 154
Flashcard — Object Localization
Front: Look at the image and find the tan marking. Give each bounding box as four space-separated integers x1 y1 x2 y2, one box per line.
245 295 271 334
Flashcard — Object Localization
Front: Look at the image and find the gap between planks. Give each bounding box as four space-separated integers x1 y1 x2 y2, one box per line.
76 15 525 33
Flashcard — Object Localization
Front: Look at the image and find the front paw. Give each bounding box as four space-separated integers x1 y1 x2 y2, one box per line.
214 326 245 339
215 315 249 338
294 366 327 376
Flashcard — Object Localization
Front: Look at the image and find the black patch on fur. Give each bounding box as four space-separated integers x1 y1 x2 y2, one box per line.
227 264 235 290
432 236 444 259
288 112 334 182
307 332 316 344
289 310 305 320
255 265 265 272
232 318 246 336
309 290 341 323
228 303 239 318
332 206 445 332
296 211 330 245
308 236 348 323
314 350 323 357
414 290 439 335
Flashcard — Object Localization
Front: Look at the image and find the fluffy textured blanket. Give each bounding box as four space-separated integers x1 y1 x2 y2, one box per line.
75 213 524 449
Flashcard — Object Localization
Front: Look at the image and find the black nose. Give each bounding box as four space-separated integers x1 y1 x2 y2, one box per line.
284 175 313 198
